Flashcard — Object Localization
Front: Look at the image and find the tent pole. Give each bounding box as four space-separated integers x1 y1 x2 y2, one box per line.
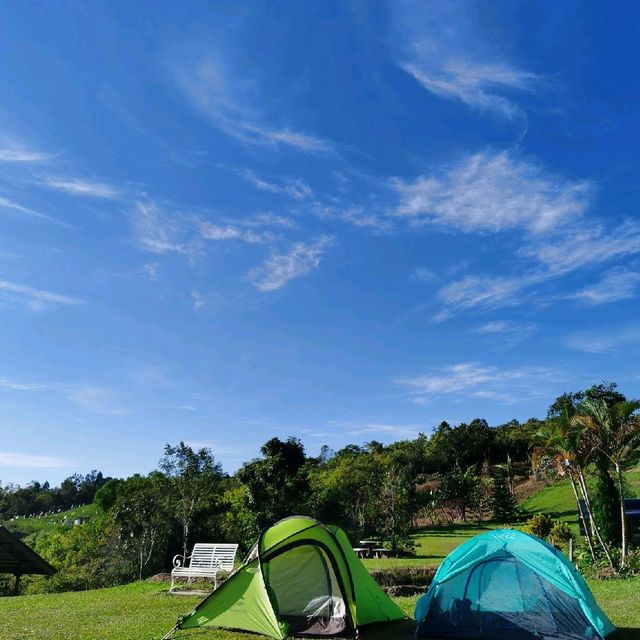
161 623 179 640
13 573 21 595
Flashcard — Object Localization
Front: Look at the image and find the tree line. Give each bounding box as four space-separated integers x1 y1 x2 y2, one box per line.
0 470 108 518
1 381 638 593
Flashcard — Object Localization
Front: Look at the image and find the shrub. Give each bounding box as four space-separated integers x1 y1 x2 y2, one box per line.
549 521 573 546
524 513 553 539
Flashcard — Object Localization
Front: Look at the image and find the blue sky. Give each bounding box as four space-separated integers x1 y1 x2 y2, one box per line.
1 1 640 485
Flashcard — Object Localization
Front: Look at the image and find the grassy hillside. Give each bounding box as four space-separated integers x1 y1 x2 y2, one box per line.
519 471 640 533
3 504 98 538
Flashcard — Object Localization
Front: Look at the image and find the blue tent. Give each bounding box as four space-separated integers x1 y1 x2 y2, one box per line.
415 529 615 640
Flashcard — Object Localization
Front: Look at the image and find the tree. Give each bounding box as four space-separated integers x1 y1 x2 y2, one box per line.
490 468 517 523
574 398 640 566
111 474 169 580
438 464 480 522
540 388 625 568
238 437 311 530
380 466 415 553
309 445 385 540
159 442 224 561
532 415 615 565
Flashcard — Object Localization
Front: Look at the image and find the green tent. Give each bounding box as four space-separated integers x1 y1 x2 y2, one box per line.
415 529 615 639
165 516 405 639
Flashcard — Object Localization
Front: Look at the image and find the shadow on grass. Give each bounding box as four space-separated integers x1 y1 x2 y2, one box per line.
410 554 447 561
607 627 640 640
360 619 415 639
413 523 493 535
166 620 417 640
613 630 640 640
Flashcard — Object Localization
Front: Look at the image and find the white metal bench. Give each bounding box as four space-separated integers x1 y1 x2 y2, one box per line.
170 542 238 592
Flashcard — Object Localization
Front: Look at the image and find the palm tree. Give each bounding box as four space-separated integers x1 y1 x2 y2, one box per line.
574 398 640 566
532 420 596 561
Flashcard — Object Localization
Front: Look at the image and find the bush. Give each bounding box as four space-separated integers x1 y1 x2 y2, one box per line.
523 513 553 539
549 521 573 546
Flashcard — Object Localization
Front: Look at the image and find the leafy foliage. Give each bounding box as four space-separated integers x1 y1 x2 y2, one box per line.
159 442 225 559
523 513 553 538
490 468 517 523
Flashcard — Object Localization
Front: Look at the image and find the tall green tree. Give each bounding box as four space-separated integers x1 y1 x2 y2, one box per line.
308 445 384 540
490 468 517 523
380 465 415 552
111 473 169 580
159 442 224 561
532 414 615 567
238 437 311 530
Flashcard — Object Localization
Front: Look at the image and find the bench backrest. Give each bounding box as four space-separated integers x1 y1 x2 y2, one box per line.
190 543 238 571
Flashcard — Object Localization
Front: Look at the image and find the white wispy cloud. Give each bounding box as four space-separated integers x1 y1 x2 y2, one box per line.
0 196 70 227
391 151 593 234
339 207 393 232
475 320 536 336
412 267 437 282
434 220 640 318
344 423 424 439
241 212 296 229
0 142 51 163
249 236 333 292
571 268 640 305
171 49 332 153
200 222 275 245
42 177 120 199
66 384 128 415
0 378 50 391
392 1 538 121
243 170 313 201
474 320 537 346
397 362 557 402
130 201 200 258
565 326 640 354
402 58 537 120
523 221 640 275
436 274 531 320
0 280 84 310
0 452 73 468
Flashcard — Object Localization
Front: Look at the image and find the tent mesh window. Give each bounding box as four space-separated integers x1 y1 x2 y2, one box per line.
266 544 351 637
420 552 595 640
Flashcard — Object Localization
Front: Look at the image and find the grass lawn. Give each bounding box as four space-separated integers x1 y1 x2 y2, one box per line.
363 523 496 571
1 578 639 640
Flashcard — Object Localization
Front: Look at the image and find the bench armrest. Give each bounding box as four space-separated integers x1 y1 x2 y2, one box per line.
172 554 187 568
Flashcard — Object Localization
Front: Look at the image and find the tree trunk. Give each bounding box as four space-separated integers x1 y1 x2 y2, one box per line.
183 521 188 563
570 475 595 560
578 470 616 572
615 463 627 566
